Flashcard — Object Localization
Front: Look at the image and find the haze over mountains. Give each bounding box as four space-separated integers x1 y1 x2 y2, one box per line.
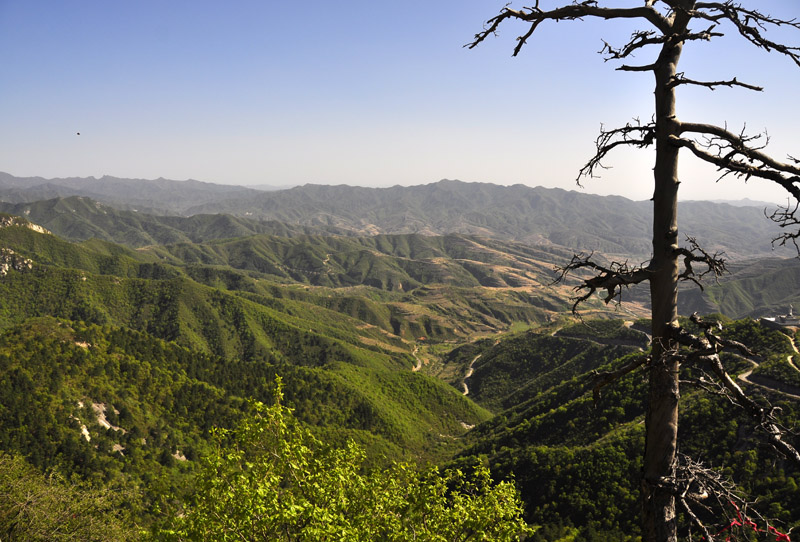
0 172 786 260
0 171 262 215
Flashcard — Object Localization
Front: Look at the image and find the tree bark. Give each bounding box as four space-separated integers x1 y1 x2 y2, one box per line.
642 6 691 542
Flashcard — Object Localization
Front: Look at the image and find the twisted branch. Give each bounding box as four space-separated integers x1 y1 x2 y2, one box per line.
604 25 724 68
671 122 800 251
600 30 664 60
676 123 800 187
555 252 652 313
674 236 726 290
579 119 656 182
674 314 800 467
467 1 671 56
673 453 769 542
767 199 800 252
692 2 800 68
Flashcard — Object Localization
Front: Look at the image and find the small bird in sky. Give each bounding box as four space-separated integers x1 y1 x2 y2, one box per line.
76 132 80 136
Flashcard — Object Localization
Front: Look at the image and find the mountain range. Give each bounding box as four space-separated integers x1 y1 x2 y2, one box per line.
1 172 798 539
0 172 788 259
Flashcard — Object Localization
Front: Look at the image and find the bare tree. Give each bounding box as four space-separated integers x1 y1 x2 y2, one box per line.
468 2 800 541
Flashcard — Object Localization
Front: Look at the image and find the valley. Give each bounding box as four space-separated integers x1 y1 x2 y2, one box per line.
1 175 798 540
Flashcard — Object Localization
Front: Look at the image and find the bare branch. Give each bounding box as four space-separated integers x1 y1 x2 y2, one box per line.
668 73 763 91
673 313 754 360
671 123 800 200
554 252 652 313
673 236 726 290
693 2 800 67
679 495 715 542
767 199 800 252
467 2 671 56
600 30 664 60
601 23 720 65
671 127 800 252
673 453 773 542
688 312 754 357
617 62 658 72
579 119 656 182
674 314 800 468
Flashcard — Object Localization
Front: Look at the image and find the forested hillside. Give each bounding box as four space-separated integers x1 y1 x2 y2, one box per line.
452 318 800 539
1 184 799 540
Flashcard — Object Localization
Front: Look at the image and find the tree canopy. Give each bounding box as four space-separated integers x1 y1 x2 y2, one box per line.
153 380 532 542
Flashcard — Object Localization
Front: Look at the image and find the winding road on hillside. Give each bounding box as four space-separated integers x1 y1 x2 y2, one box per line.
786 334 800 371
462 353 481 395
411 345 423 372
737 334 800 401
455 323 800 403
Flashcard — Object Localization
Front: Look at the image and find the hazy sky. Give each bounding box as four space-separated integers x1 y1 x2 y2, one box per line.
1 1 798 202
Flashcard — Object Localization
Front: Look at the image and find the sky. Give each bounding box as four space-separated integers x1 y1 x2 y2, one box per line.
0 0 798 203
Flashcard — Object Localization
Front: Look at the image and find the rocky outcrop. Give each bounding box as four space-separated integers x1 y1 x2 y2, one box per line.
0 214 50 234
0 248 32 276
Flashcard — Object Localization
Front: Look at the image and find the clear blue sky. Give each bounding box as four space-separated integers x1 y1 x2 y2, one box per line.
1 1 798 202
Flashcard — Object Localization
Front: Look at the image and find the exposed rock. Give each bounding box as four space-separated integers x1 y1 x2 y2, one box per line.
0 248 33 276
0 214 51 234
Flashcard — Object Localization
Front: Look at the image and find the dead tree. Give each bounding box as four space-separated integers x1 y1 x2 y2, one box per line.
468 2 800 541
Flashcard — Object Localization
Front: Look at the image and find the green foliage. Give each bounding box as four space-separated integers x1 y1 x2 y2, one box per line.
154 383 531 542
680 257 800 318
459 325 645 412
0 452 137 541
0 196 336 247
0 314 491 510
2 208 799 540
453 318 800 539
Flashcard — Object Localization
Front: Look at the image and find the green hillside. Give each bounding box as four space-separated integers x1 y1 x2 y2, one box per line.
447 320 649 412
140 232 570 289
2 211 799 540
679 257 800 318
453 319 800 539
0 217 577 345
0 220 493 468
2 175 788 260
0 196 347 247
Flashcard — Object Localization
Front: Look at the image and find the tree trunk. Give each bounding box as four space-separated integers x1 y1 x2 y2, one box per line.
642 8 691 542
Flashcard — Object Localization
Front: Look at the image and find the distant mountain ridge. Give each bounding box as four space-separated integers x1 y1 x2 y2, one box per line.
0 174 788 260
0 171 262 215
0 196 350 247
190 180 780 259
